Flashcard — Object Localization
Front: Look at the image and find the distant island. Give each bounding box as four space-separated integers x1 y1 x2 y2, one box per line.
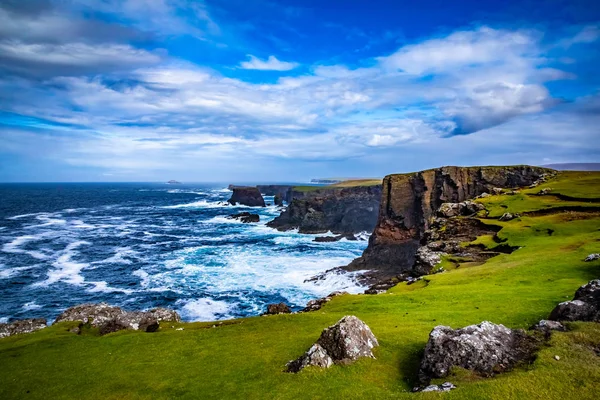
166 180 181 184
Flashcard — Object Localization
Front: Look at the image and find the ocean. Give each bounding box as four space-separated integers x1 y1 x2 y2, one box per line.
0 183 367 323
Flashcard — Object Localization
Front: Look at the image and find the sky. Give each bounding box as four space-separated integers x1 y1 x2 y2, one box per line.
0 0 599 182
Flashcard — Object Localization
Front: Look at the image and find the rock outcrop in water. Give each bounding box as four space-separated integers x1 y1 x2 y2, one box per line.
286 316 378 372
227 212 260 223
267 184 382 234
0 318 47 338
228 187 266 207
344 166 551 280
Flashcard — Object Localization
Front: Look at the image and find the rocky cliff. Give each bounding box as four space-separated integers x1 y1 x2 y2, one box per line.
228 187 266 207
344 166 551 279
267 185 382 234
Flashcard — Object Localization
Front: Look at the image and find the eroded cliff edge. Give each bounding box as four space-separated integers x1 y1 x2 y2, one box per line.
343 165 551 280
267 185 382 234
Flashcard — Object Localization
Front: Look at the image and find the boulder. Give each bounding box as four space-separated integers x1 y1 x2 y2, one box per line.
418 321 538 383
54 303 125 327
492 187 504 195
264 303 292 315
549 300 597 322
0 318 47 338
227 187 266 207
537 188 553 195
584 253 600 262
286 316 378 372
314 234 357 243
317 316 379 362
227 212 260 223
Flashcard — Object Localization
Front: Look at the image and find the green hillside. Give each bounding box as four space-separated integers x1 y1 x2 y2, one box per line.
1 171 599 400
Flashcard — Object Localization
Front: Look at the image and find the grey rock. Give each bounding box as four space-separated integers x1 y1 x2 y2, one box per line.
414 247 443 271
264 303 292 315
418 382 457 392
286 344 333 372
584 254 600 262
54 303 125 327
286 316 378 372
574 279 600 305
499 212 519 221
492 187 504 195
549 300 597 322
537 188 553 195
302 291 348 312
437 201 484 218
317 316 379 361
148 307 181 322
530 320 566 333
227 212 260 223
0 318 47 338
418 321 538 383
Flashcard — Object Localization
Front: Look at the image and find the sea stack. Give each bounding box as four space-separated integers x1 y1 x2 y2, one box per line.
228 186 266 207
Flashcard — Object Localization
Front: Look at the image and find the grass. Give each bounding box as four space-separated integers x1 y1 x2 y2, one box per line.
1 172 600 399
293 179 382 192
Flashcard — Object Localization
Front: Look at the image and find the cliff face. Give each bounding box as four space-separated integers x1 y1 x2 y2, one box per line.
228 187 266 207
267 185 382 234
256 185 294 203
345 166 550 278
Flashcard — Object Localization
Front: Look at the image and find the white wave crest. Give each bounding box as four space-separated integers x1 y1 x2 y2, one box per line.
36 241 91 287
177 298 234 322
22 301 42 311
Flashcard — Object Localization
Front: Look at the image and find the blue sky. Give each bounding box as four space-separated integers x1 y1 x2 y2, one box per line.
0 0 599 182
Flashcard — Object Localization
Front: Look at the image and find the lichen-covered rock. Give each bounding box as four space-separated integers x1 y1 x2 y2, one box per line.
99 312 159 335
148 307 181 322
418 321 538 383
54 303 125 327
417 382 457 392
227 187 266 207
286 316 378 372
227 212 260 223
0 318 47 338
584 254 600 262
530 320 566 336
413 247 443 272
549 300 597 322
264 303 292 315
537 188 553 195
286 344 333 372
437 201 484 218
317 316 378 361
574 279 600 305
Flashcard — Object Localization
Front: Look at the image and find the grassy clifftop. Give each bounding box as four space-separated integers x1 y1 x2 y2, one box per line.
1 172 599 399
293 178 382 193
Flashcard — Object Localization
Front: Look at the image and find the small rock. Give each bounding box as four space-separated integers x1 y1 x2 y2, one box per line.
477 192 491 198
264 303 292 315
492 187 504 195
286 344 333 372
537 188 553 195
499 212 515 221
0 318 47 338
584 254 600 262
530 320 566 333
227 212 260 223
554 355 560 361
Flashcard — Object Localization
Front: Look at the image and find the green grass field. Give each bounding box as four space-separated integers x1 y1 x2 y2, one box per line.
1 171 599 399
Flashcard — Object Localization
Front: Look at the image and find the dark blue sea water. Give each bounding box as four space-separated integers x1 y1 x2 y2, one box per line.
0 183 368 323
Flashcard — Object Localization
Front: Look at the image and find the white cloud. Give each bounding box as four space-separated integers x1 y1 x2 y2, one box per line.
239 55 299 71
